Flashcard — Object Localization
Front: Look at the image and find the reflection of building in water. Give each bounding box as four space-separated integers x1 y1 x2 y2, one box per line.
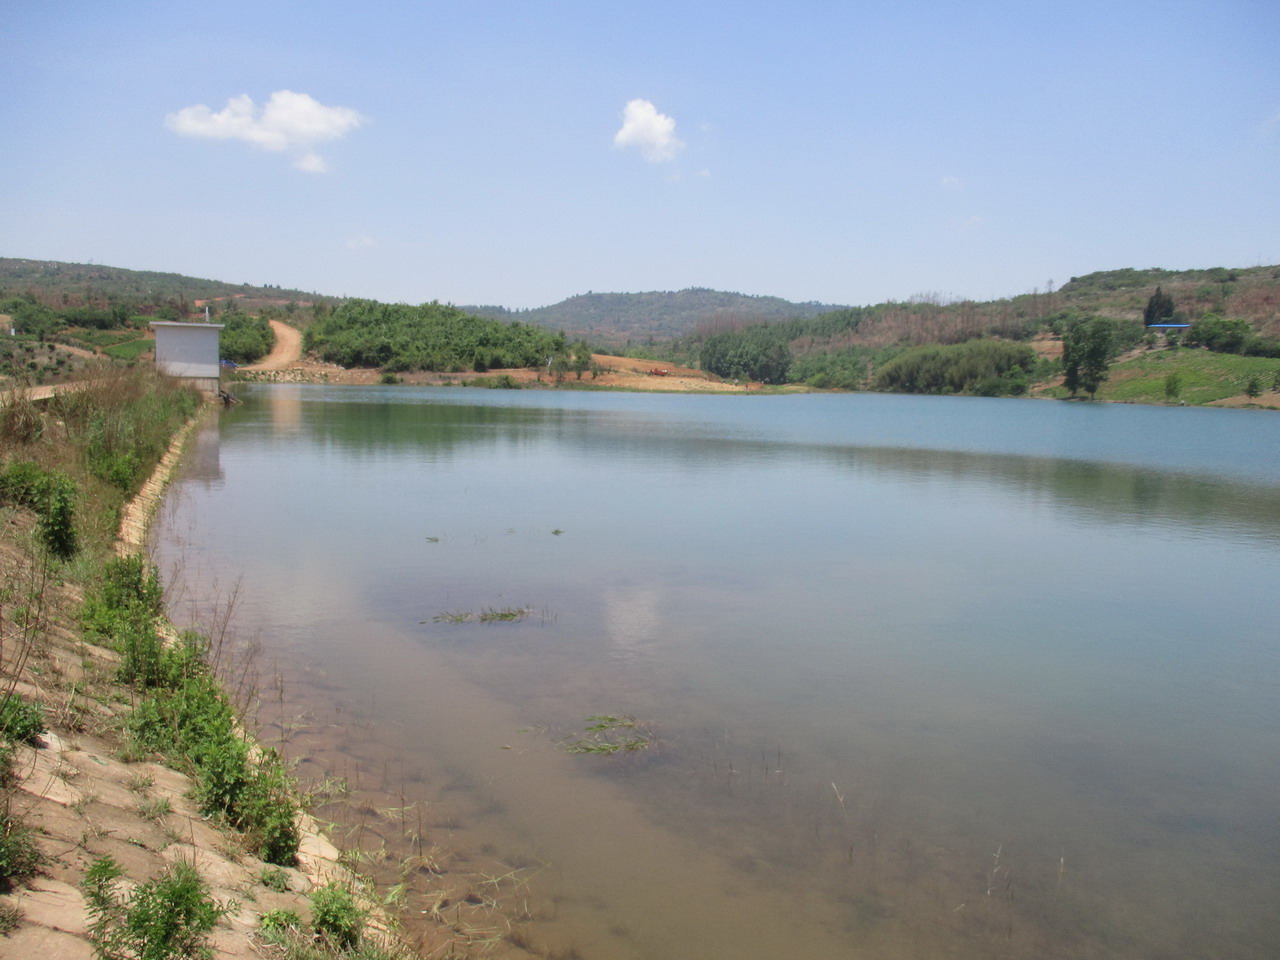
183 420 223 485
269 386 303 433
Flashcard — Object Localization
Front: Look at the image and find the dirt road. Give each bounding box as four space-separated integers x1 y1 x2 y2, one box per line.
243 319 303 370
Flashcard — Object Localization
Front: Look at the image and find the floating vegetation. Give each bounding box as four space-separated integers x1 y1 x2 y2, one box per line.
551 529 564 536
429 607 531 624
424 536 440 543
561 715 655 755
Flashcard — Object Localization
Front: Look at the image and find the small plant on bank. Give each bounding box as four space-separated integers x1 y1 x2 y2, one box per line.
258 907 301 938
0 692 45 745
81 855 231 960
0 460 79 559
309 882 364 951
0 898 22 934
0 810 43 889
258 865 291 892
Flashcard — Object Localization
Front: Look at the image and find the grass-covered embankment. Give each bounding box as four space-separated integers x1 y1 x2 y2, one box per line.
1037 347 1280 406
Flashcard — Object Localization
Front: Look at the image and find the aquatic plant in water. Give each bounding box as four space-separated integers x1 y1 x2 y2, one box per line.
561 715 655 755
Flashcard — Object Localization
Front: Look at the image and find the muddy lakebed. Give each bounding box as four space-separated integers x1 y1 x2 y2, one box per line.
153 385 1280 960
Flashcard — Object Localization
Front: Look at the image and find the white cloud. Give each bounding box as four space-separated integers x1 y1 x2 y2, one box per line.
345 234 377 250
166 90 365 171
613 99 684 163
941 176 963 188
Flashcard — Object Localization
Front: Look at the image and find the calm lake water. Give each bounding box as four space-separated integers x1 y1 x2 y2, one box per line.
153 386 1280 960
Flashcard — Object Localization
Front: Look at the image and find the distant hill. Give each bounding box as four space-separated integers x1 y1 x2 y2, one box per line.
0 258 324 312
461 288 848 345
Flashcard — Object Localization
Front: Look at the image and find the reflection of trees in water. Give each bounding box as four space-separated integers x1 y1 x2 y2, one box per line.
284 391 1280 540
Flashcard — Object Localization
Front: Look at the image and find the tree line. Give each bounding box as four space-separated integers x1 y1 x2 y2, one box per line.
303 298 567 373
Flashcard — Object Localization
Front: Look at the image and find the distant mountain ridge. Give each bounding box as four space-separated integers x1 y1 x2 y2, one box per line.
0 257 321 306
460 288 848 345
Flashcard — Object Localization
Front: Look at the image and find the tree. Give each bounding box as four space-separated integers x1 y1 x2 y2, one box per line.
699 326 792 383
1143 286 1175 326
1163 372 1182 401
1062 315 1114 399
1185 315 1250 354
1245 376 1262 398
570 341 593 380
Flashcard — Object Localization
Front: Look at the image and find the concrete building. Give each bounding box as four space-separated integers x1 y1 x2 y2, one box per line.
150 321 224 393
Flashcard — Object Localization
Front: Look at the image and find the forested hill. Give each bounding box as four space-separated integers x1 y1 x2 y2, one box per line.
460 288 847 345
0 258 322 311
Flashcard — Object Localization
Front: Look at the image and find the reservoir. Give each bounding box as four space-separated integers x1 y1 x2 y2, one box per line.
153 386 1280 959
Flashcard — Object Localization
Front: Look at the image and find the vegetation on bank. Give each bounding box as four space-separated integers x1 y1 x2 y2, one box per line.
304 298 566 373
5 255 1280 406
219 312 276 365
2 366 419 958
873 339 1040 396
1042 347 1280 405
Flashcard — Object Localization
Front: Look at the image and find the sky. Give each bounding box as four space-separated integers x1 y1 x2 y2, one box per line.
3 0 1278 310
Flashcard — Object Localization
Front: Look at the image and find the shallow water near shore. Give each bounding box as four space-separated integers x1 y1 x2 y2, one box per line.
154 386 1280 959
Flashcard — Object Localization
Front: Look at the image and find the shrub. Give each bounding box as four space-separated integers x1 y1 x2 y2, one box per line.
310 882 364 951
258 866 291 893
0 811 42 889
82 855 230 960
0 461 79 559
259 907 301 937
0 392 42 443
0 692 46 745
37 471 78 559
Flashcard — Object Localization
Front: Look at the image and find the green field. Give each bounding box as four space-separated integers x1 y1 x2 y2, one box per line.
102 338 153 361
1040 347 1280 405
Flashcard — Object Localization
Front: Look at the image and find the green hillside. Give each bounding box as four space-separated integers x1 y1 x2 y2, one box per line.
0 258 321 311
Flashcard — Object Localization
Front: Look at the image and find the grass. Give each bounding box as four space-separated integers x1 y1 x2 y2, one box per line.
1039 348 1280 405
101 339 153 362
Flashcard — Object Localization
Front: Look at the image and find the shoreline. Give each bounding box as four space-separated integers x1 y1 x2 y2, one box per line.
2 397 400 960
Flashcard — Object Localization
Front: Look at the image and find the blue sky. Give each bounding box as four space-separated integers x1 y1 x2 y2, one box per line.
3 0 1277 309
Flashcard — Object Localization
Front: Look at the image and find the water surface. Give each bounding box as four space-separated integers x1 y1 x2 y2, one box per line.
154 387 1280 959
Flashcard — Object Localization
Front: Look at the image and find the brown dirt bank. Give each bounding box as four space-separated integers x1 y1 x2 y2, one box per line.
233 340 786 393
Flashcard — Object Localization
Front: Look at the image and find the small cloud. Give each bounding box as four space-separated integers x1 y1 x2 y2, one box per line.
294 153 328 173
166 90 365 171
961 215 985 230
613 98 684 163
694 168 711 178
345 234 377 250
941 176 963 189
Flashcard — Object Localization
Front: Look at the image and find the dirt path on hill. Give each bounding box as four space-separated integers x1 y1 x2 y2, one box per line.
243 319 303 370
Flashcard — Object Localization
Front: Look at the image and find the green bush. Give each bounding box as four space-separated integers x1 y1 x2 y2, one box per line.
0 810 42 889
0 461 79 559
220 315 275 365
259 907 301 936
0 693 45 745
310 882 364 951
82 855 229 960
